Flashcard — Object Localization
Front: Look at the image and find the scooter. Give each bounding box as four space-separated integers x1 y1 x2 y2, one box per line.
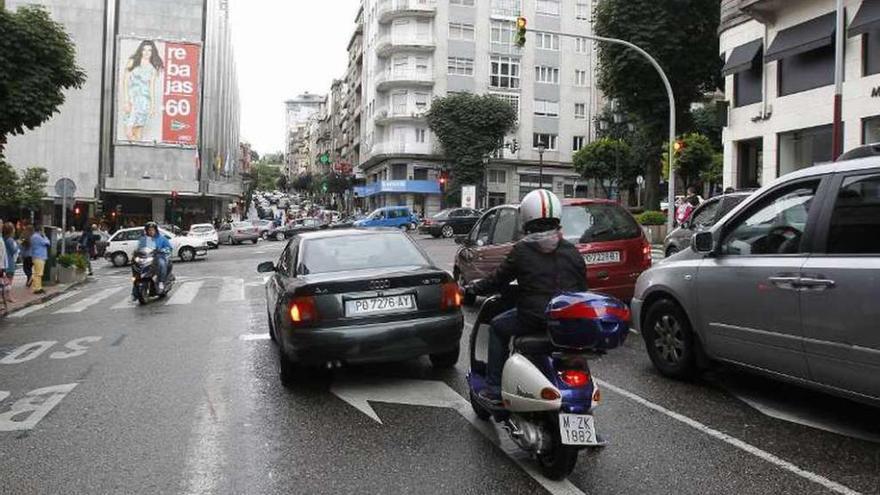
131 247 175 305
466 289 630 480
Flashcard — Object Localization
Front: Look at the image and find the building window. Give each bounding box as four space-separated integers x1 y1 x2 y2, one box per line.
533 133 558 150
488 169 507 183
491 92 520 118
865 32 880 76
535 66 560 84
491 0 521 17
534 99 559 117
391 163 408 180
448 57 474 76
536 0 560 16
535 32 560 51
415 128 427 143
449 22 475 41
392 91 407 114
576 2 589 20
734 64 762 107
414 92 430 112
575 37 588 53
488 192 507 207
415 56 429 73
490 56 521 89
777 124 833 177
450 0 475 5
863 117 880 144
574 103 586 119
575 69 588 86
573 136 586 151
491 20 517 52
777 45 834 97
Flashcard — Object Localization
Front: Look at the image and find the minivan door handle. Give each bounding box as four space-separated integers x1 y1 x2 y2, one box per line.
768 275 801 291
798 277 836 291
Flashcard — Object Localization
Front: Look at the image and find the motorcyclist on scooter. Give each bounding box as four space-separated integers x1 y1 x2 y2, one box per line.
466 189 587 403
133 222 172 298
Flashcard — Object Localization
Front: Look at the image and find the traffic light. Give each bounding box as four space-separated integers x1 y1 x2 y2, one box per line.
673 139 686 154
171 190 179 200
438 170 449 191
515 16 527 48
73 203 81 216
95 199 104 216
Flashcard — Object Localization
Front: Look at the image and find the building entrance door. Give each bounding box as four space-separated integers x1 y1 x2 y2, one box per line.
737 138 763 189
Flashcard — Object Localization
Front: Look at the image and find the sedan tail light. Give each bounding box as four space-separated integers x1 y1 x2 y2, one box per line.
289 296 318 324
440 282 462 310
641 237 652 266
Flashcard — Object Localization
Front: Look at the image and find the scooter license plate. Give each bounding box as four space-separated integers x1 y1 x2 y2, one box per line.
558 414 598 446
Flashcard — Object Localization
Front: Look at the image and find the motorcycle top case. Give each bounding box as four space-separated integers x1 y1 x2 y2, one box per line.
545 292 630 351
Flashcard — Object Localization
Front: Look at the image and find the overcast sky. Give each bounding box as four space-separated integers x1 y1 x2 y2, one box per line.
230 0 362 155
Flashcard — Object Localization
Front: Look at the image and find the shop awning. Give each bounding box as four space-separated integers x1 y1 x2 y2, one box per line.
765 12 836 62
721 39 763 77
850 0 880 37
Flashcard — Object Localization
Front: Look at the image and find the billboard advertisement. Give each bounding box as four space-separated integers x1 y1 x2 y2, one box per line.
461 185 477 208
115 38 201 147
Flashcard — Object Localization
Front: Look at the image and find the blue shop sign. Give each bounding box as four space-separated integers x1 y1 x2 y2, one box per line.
354 180 441 198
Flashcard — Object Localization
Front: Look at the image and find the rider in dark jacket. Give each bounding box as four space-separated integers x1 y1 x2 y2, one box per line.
469 189 587 402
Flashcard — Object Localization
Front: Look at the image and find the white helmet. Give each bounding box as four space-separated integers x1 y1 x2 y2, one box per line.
520 189 563 232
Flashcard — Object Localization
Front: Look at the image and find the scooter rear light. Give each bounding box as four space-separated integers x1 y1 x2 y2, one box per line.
440 282 462 310
560 370 590 388
289 296 318 324
540 387 561 400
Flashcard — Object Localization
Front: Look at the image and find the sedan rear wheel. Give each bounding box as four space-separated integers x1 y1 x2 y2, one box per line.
179 247 195 262
441 225 455 238
429 345 460 369
642 299 698 379
261 232 268 240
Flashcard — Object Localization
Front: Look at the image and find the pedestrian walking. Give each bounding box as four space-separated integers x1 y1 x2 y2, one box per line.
79 224 96 276
30 226 50 295
19 225 34 288
3 223 20 303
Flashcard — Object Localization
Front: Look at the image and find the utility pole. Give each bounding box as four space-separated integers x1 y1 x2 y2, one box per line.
832 0 845 160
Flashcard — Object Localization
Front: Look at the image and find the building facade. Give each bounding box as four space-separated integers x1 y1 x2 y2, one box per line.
356 0 599 216
720 0 880 189
284 93 326 173
4 0 241 228
342 7 366 171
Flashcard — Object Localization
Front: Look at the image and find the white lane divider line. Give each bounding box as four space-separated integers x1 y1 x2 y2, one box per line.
239 333 269 341
111 295 138 310
165 281 204 306
54 287 124 314
218 278 245 302
9 290 80 318
596 379 861 495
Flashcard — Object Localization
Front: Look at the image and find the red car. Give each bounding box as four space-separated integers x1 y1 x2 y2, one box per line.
453 199 651 301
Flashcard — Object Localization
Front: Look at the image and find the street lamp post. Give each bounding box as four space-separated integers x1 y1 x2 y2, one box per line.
536 144 546 189
482 154 491 209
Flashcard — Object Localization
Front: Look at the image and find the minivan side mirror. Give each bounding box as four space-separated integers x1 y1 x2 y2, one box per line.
257 261 276 273
454 234 469 245
692 231 715 254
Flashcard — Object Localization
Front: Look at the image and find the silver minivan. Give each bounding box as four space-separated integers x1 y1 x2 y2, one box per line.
631 154 880 407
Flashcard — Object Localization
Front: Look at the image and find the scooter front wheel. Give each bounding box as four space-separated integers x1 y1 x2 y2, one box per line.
136 283 149 305
537 415 579 480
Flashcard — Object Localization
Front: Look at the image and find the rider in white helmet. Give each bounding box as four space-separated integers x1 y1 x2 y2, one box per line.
467 189 588 403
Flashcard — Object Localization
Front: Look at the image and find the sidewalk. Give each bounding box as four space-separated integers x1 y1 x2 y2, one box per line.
1 271 88 317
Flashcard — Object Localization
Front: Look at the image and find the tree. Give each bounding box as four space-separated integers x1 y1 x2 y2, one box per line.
573 138 635 198
691 104 723 150
17 166 48 215
252 163 282 191
0 5 86 156
426 93 517 194
595 0 721 208
0 160 19 213
662 133 717 188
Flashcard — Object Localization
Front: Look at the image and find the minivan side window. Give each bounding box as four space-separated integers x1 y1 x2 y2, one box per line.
473 210 498 245
690 199 721 228
492 208 518 245
827 173 880 254
721 181 819 256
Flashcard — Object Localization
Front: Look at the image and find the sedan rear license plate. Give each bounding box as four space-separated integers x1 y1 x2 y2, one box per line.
558 414 598 446
345 295 416 316
584 251 620 265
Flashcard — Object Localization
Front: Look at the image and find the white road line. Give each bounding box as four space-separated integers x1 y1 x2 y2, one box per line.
239 333 269 341
596 379 861 495
111 295 138 310
54 287 124 314
218 278 245 302
8 290 80 318
165 281 204 306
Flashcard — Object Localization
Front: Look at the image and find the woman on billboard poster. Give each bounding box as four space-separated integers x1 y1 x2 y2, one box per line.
122 40 164 141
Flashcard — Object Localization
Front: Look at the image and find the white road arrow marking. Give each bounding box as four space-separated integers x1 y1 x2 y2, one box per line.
331 378 585 495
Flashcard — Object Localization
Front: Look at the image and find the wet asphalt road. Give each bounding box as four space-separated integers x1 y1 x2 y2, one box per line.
0 235 878 495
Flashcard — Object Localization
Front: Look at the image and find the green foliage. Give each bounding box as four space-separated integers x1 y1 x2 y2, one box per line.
637 210 667 226
258 152 284 165
573 138 640 198
595 0 721 208
426 93 517 190
701 151 724 185
253 163 282 191
0 159 19 211
291 173 313 192
58 253 88 270
691 104 723 150
319 173 352 195
661 133 716 187
17 166 48 212
0 5 86 155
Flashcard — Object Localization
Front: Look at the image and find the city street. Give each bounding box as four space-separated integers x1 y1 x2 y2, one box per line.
0 237 878 495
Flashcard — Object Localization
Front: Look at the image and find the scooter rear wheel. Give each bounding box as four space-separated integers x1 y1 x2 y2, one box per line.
537 416 579 480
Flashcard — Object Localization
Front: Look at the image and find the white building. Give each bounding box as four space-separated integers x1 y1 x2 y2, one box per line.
357 0 599 216
284 93 327 171
720 0 880 189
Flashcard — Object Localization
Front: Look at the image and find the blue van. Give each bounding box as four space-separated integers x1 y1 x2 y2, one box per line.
354 206 419 230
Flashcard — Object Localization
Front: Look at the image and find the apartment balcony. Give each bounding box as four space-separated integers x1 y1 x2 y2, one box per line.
374 106 429 126
376 69 435 92
377 0 436 24
376 33 435 58
371 141 434 156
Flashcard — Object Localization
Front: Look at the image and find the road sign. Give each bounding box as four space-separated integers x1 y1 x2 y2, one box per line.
54 178 76 198
636 175 645 186
461 185 476 208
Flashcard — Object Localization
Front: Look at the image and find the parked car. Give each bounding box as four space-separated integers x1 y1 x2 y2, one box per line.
663 192 752 256
354 206 419 230
259 228 463 386
217 221 261 245
271 217 323 241
105 227 208 267
454 199 652 302
419 208 482 238
250 219 277 240
631 153 880 407
188 223 220 249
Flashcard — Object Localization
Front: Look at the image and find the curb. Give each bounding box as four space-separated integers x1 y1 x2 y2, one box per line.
2 278 91 319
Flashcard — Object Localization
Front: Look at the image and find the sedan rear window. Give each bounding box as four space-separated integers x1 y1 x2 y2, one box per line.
190 225 214 233
561 204 641 243
299 234 429 274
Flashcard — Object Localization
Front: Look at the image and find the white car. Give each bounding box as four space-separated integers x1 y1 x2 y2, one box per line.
188 223 220 249
105 227 208 267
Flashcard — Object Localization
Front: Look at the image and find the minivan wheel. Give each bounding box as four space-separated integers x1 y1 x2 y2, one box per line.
441 225 455 238
642 299 698 379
